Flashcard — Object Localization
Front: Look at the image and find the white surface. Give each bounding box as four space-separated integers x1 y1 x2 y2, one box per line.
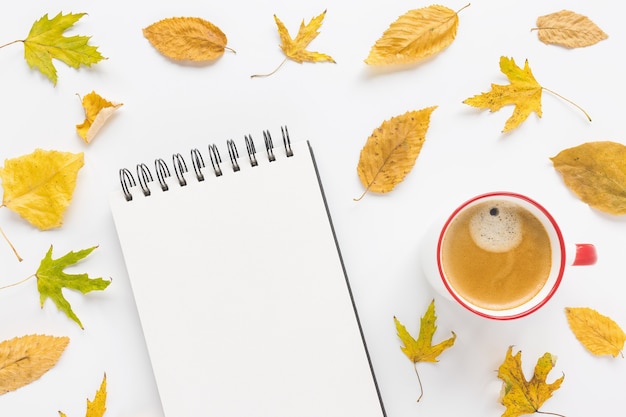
0 1 624 416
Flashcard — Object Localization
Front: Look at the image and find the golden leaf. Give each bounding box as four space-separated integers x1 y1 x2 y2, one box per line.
565 307 626 357
533 10 608 48
498 346 564 417
365 4 469 66
76 91 123 143
251 10 334 77
143 17 231 61
394 300 456 401
551 141 626 215
0 149 84 230
355 107 436 200
0 334 69 395
59 373 107 417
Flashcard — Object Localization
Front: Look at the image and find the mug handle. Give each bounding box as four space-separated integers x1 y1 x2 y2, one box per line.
572 243 597 266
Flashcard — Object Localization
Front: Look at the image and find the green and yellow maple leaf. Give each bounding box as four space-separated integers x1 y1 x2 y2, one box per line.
1 12 104 85
37 245 110 329
463 56 590 132
498 346 564 417
394 299 456 401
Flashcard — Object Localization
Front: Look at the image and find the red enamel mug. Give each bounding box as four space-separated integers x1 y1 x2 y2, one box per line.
421 192 597 320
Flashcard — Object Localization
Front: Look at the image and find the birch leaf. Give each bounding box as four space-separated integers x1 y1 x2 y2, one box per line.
498 346 564 417
394 299 456 401
17 12 104 85
365 4 469 66
0 334 69 395
355 107 436 200
0 149 84 230
533 10 608 48
59 373 107 417
565 307 626 357
76 91 123 143
551 141 626 215
143 17 231 61
37 245 111 329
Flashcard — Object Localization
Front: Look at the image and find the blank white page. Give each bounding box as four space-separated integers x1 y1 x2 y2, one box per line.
110 139 385 417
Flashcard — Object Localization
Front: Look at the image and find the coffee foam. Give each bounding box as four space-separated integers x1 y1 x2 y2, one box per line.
468 201 522 253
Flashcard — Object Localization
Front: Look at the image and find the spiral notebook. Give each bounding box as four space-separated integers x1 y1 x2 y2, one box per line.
109 128 386 417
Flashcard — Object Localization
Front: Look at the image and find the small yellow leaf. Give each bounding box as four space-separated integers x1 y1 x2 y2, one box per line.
59 373 107 417
143 17 230 61
76 91 123 143
551 141 626 215
463 56 542 132
355 107 436 200
365 4 468 66
0 149 84 230
565 307 626 357
534 10 608 48
0 334 69 395
498 346 564 417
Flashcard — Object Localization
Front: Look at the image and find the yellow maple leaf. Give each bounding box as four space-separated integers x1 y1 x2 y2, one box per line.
143 17 233 61
365 4 469 66
463 56 591 133
355 107 436 200
394 300 456 401
59 373 107 417
0 149 84 230
533 10 608 48
565 307 626 357
251 10 335 77
498 346 564 417
0 334 69 395
551 141 626 215
76 91 123 143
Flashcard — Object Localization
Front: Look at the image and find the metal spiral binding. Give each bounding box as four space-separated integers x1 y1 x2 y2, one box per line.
118 126 294 201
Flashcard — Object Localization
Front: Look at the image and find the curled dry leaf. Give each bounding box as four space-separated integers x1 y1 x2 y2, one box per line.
551 141 626 215
0 149 84 230
565 307 626 357
355 106 437 200
143 17 231 61
59 373 107 417
0 334 69 395
394 300 456 401
365 4 469 66
76 91 123 143
534 10 608 48
498 346 564 417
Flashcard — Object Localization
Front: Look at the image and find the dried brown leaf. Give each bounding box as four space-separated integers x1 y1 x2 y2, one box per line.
534 10 608 48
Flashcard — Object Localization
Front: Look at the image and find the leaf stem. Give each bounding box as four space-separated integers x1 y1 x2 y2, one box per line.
457 3 471 15
542 87 592 122
536 411 566 417
0 221 23 262
250 58 288 78
413 362 424 402
0 273 35 291
0 39 23 49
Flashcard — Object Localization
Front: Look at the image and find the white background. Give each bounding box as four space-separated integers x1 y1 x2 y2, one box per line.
1 1 624 416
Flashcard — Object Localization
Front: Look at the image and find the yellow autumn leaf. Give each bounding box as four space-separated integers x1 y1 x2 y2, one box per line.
251 10 334 77
0 334 69 395
551 141 626 215
0 149 84 230
463 56 590 132
565 307 626 357
355 107 436 200
59 373 107 417
143 17 232 61
533 10 608 48
365 4 469 66
498 346 564 417
76 91 123 143
394 299 456 401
